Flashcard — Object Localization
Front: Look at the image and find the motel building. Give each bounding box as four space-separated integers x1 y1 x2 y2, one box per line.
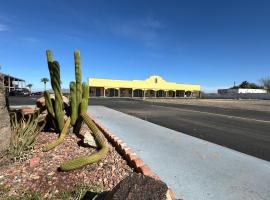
88 75 201 98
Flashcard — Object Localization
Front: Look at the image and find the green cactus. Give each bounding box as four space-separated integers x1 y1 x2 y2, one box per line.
70 81 77 126
45 50 64 132
43 117 70 151
43 49 108 170
75 50 82 112
60 112 108 171
70 50 89 133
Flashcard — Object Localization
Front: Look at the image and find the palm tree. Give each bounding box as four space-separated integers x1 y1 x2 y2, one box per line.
41 77 49 91
26 84 33 95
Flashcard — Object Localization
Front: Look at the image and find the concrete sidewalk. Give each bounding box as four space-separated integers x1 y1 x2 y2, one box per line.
88 106 270 200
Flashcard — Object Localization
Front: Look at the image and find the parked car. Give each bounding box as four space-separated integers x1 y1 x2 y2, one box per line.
9 88 30 96
32 91 43 96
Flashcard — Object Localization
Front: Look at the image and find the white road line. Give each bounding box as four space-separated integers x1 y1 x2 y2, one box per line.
154 105 270 124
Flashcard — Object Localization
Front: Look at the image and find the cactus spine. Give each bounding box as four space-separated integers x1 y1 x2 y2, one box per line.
60 112 108 171
45 50 64 132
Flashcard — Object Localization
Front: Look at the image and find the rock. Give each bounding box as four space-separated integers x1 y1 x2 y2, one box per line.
47 171 55 176
105 172 174 200
30 174 40 180
29 157 40 168
83 132 98 147
0 74 11 153
36 94 69 108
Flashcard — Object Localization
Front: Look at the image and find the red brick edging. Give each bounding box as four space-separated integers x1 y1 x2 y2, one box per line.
88 113 177 200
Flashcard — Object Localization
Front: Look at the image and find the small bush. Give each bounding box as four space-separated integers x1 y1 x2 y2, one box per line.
9 111 46 161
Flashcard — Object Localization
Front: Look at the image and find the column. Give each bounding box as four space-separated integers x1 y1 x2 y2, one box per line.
118 88 120 97
131 89 133 98
154 90 157 98
8 77 10 92
143 89 146 100
104 88 106 97
174 90 177 98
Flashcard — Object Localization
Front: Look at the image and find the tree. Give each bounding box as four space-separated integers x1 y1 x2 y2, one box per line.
26 83 33 94
41 77 49 91
234 81 262 89
260 77 270 92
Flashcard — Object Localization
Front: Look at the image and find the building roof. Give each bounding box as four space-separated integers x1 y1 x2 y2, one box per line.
88 75 201 91
0 73 25 81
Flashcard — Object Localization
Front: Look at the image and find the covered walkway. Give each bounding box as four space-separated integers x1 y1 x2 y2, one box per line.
88 75 201 98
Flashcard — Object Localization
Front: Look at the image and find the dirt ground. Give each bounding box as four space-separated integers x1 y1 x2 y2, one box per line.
145 98 270 112
0 124 133 199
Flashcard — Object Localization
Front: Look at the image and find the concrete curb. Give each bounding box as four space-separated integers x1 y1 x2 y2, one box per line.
88 112 177 200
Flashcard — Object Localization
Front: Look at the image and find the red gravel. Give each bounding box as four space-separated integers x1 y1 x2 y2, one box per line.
0 125 133 198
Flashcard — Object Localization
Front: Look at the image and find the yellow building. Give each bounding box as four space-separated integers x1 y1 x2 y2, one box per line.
88 75 201 98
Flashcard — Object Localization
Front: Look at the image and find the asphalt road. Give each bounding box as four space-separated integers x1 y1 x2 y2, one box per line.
9 96 270 161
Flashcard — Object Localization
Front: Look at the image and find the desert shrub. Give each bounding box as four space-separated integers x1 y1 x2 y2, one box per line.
9 111 46 161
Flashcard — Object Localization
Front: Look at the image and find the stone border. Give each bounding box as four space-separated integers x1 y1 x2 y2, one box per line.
88 113 177 200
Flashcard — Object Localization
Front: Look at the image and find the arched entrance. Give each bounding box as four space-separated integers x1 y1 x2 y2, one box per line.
167 90 176 97
105 88 119 97
133 89 143 97
145 90 155 97
185 91 192 97
156 90 166 97
120 88 132 97
176 90 185 97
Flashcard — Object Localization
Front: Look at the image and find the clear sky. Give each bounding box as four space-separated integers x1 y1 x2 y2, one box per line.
0 0 269 92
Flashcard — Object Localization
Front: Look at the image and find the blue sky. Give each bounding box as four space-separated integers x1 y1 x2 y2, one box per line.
0 0 269 92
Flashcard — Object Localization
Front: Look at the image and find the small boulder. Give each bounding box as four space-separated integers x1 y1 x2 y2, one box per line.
105 172 175 200
83 132 97 147
36 94 69 108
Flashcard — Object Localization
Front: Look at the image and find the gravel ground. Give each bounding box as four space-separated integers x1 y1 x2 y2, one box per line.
145 98 270 112
0 124 133 199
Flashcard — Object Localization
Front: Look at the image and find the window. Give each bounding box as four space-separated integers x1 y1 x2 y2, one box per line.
155 78 158 84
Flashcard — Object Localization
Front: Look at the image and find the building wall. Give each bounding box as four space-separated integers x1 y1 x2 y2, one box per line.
238 88 267 93
88 75 200 92
218 88 267 94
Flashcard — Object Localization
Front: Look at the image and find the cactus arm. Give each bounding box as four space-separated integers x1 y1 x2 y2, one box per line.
75 50 82 111
50 61 64 131
70 81 77 126
60 147 108 171
44 90 54 117
43 117 71 152
82 82 89 102
46 49 53 63
60 113 108 171
73 98 88 134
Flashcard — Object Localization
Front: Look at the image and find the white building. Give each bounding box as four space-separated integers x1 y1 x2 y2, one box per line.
218 88 268 94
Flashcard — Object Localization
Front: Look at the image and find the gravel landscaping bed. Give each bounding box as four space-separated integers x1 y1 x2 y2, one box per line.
0 124 133 199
